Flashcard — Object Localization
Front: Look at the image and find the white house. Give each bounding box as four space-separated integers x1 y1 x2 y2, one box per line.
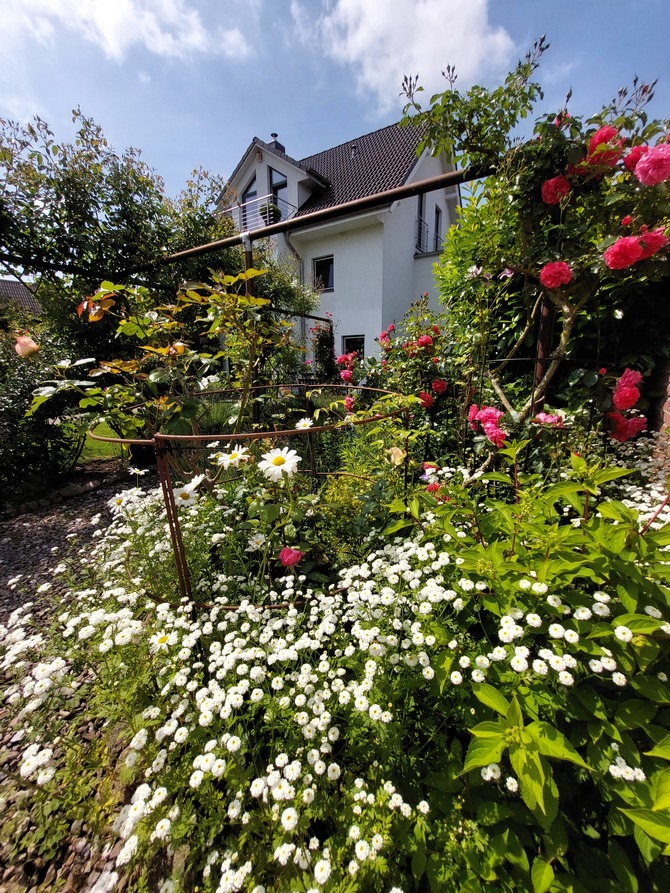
222 122 458 357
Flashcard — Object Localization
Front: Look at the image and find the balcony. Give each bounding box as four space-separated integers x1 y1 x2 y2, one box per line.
414 215 443 255
224 194 297 232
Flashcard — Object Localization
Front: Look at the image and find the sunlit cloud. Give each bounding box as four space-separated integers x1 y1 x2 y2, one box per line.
291 0 515 112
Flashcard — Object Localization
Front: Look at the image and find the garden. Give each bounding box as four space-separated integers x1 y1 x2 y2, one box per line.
1 41 670 893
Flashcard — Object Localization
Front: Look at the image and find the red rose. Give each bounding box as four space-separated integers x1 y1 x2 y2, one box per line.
279 547 303 567
624 144 648 173
634 143 670 186
417 334 433 348
426 482 441 493
541 175 571 204
431 378 447 394
418 391 434 408
620 215 633 227
539 261 572 288
607 411 647 442
340 370 353 382
432 325 440 334
612 368 642 410
587 125 623 167
344 396 355 412
638 227 667 260
468 404 479 431
603 236 643 269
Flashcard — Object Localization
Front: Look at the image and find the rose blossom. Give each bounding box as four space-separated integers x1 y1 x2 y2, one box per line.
417 334 433 348
431 378 447 394
612 368 642 411
586 125 623 167
634 143 670 186
603 237 643 269
343 396 355 412
541 175 570 204
483 422 506 448
624 144 648 173
476 406 504 426
279 548 303 567
637 227 667 260
418 391 434 408
532 412 564 428
607 411 647 443
340 369 353 382
539 261 572 288
468 404 479 431
14 335 39 357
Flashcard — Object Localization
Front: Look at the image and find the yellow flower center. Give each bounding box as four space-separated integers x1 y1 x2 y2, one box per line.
157 634 169 644
178 491 191 500
271 456 286 467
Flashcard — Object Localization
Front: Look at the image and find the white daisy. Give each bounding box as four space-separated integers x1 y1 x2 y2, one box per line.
258 447 302 482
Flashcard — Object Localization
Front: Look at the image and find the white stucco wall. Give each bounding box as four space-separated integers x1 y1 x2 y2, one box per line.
290 215 385 358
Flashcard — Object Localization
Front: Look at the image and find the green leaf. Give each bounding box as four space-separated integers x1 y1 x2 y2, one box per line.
652 768 670 812
526 721 589 768
461 735 506 774
531 857 554 893
630 677 670 703
470 720 506 739
645 735 670 761
619 808 670 843
608 840 638 892
615 700 657 730
472 682 510 716
412 849 426 880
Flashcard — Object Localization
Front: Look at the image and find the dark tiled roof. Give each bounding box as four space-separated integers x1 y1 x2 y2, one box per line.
0 279 41 314
295 121 426 216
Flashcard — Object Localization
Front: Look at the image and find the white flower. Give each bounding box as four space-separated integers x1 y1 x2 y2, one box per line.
281 807 299 831
258 448 302 482
246 532 266 551
505 777 518 793
531 582 548 595
151 818 171 840
149 630 177 653
216 445 249 469
525 613 542 628
295 418 314 430
313 859 331 884
612 672 627 686
173 486 198 506
450 671 462 685
614 625 633 643
354 839 370 861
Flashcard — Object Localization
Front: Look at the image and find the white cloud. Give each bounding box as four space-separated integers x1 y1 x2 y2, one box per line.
1 0 252 62
292 0 515 112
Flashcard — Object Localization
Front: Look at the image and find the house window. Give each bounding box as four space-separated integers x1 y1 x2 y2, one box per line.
269 167 288 215
241 176 257 228
433 206 442 252
313 255 334 291
342 335 365 357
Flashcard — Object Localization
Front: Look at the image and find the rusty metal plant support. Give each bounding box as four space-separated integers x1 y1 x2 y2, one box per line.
90 385 409 602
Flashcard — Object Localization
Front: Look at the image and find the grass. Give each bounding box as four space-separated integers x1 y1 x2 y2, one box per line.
78 421 127 464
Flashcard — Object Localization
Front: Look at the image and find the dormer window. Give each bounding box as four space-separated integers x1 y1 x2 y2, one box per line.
270 167 288 217
241 176 257 228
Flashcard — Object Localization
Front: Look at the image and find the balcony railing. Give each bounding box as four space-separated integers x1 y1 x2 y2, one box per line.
414 215 443 254
225 194 297 232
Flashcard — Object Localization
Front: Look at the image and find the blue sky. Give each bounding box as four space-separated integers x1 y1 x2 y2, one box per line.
2 0 669 198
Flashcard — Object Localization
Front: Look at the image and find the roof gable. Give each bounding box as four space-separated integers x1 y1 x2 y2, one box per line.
227 137 328 194
0 279 41 314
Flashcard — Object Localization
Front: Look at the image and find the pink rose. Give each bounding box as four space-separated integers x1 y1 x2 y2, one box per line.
624 144 648 173
468 404 479 431
476 406 504 426
279 547 303 567
417 334 433 348
607 412 647 443
426 482 441 493
340 370 353 382
532 412 564 428
634 143 670 186
14 335 39 357
541 175 571 204
344 396 355 412
483 422 506 448
638 227 667 260
603 236 643 269
587 125 623 167
539 261 572 288
431 378 447 394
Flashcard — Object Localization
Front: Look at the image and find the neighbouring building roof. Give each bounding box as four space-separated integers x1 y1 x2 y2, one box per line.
295 121 427 216
0 279 41 314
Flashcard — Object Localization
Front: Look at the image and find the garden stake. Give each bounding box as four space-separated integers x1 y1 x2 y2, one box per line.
155 434 193 601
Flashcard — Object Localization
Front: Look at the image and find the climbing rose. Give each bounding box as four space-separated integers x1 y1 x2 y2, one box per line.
539 261 572 288
418 391 434 408
634 143 670 186
343 396 355 412
14 335 39 357
417 334 433 348
612 368 642 411
603 237 643 269
586 125 623 167
483 422 506 448
638 227 668 260
340 369 353 383
607 411 647 442
620 215 633 227
279 547 303 567
431 379 447 394
532 412 564 428
476 406 504 427
541 175 570 204
624 144 648 172
426 482 441 493
468 404 480 431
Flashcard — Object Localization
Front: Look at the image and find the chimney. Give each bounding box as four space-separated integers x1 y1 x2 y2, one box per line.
269 132 285 153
